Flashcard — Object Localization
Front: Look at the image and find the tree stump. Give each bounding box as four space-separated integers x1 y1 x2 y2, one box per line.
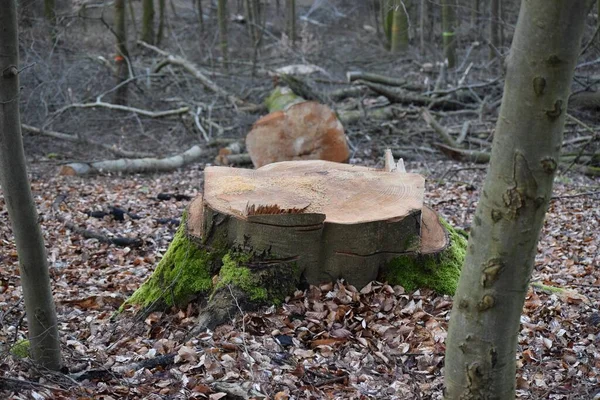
123 160 467 331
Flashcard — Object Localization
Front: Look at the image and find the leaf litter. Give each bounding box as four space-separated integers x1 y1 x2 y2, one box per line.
0 161 598 399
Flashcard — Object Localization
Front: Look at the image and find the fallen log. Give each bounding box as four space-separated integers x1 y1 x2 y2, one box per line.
357 80 472 110
59 145 203 176
122 160 468 332
347 71 425 91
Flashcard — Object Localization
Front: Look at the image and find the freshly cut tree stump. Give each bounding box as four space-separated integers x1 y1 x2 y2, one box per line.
123 160 467 331
192 160 425 288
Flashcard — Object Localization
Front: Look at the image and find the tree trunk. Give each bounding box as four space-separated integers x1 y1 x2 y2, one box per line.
114 0 129 105
141 0 155 44
44 0 56 40
157 0 166 45
286 0 296 44
471 0 479 33
419 0 427 55
196 0 203 31
218 0 228 69
390 0 409 53
441 0 456 68
489 0 500 59
0 1 62 371
444 1 591 398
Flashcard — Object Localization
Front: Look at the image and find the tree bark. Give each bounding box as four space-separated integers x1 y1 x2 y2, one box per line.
157 0 166 45
218 0 229 69
114 0 129 105
489 0 500 59
44 0 56 40
141 0 155 44
0 1 62 370
444 1 592 398
196 0 203 31
286 0 296 44
441 0 456 68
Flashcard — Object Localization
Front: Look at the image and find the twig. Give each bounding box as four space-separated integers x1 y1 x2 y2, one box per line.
550 190 600 200
53 101 189 119
562 114 599 174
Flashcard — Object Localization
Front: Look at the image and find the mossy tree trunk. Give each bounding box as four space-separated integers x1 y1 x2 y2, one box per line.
443 1 592 398
141 0 155 44
390 0 409 53
218 0 228 70
114 0 129 105
0 0 62 371
441 0 456 68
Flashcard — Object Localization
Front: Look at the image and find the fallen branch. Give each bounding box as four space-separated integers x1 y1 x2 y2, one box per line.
422 109 459 147
358 80 470 110
139 40 247 106
53 101 189 119
22 124 153 158
434 143 491 163
563 114 599 174
347 71 424 91
59 145 203 176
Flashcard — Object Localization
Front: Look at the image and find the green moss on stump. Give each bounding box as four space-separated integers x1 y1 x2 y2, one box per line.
216 252 300 306
123 213 300 311
10 339 30 358
265 87 302 112
383 217 468 295
124 219 217 310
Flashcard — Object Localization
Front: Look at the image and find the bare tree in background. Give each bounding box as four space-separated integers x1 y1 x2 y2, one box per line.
114 0 129 104
444 1 592 398
142 0 155 44
0 0 62 371
390 0 409 53
286 0 296 44
218 0 229 69
490 0 501 59
441 0 456 68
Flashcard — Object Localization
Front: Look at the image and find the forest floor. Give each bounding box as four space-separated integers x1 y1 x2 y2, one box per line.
1 1 600 399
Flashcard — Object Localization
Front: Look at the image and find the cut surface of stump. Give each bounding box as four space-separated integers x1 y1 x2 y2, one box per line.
245 101 350 168
188 160 425 288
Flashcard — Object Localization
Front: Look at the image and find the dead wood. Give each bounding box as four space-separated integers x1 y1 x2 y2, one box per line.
347 71 425 91
139 40 248 106
59 145 203 176
421 109 459 147
434 143 491 163
53 101 190 119
358 80 471 110
22 124 154 158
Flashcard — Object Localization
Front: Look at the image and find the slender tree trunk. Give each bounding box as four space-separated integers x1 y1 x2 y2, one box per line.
441 0 456 68
490 0 500 59
218 0 228 69
390 0 409 53
444 1 592 398
471 0 479 33
157 0 166 45
114 0 129 105
286 0 296 44
141 0 155 44
197 0 204 31
128 0 138 37
0 0 62 371
245 0 256 43
44 0 57 40
419 0 427 55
